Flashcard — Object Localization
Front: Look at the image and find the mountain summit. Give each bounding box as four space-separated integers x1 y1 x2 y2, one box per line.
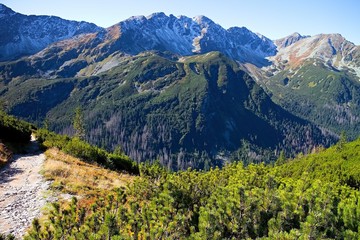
257 33 360 139
0 4 16 17
274 32 308 48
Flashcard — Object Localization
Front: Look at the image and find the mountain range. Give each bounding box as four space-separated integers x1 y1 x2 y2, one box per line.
1 4 359 169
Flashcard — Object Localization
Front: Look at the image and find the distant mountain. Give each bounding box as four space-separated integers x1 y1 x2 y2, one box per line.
105 12 277 66
0 4 102 61
250 33 360 138
271 33 360 74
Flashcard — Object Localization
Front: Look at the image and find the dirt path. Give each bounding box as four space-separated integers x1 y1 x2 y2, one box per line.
0 137 52 238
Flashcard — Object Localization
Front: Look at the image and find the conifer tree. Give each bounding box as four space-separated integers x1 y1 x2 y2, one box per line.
73 107 85 139
336 131 347 150
275 151 286 166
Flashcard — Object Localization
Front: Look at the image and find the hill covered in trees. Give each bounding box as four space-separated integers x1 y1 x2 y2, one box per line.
24 135 360 239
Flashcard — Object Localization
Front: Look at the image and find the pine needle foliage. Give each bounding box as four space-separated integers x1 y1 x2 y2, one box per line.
25 137 360 239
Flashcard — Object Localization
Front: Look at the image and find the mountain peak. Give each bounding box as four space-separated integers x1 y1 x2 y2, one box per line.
147 12 167 20
126 15 147 22
323 33 345 40
0 4 102 61
275 32 309 48
291 32 302 37
193 15 214 25
0 4 15 17
268 31 360 80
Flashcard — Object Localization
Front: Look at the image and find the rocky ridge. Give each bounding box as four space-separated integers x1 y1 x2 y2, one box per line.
0 5 359 81
0 10 278 81
260 33 360 79
114 12 277 66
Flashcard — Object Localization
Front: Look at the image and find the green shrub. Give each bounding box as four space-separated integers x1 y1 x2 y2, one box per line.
0 111 33 143
36 128 139 174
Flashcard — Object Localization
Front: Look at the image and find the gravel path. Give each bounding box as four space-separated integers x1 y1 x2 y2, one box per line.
0 138 52 238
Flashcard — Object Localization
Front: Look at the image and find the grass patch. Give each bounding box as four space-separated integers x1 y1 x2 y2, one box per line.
308 81 317 87
43 148 135 202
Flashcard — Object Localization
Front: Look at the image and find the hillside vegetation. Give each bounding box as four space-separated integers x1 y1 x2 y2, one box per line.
36 129 139 175
43 148 134 203
0 142 11 166
0 111 33 165
24 137 360 239
265 60 360 139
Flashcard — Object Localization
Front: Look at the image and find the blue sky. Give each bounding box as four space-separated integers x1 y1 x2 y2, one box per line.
2 0 360 45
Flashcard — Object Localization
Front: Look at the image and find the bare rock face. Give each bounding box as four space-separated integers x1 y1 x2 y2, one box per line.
268 33 360 77
102 12 277 67
0 5 278 67
274 32 308 49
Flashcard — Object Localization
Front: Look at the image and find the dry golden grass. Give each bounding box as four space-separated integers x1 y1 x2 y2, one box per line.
43 148 135 201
